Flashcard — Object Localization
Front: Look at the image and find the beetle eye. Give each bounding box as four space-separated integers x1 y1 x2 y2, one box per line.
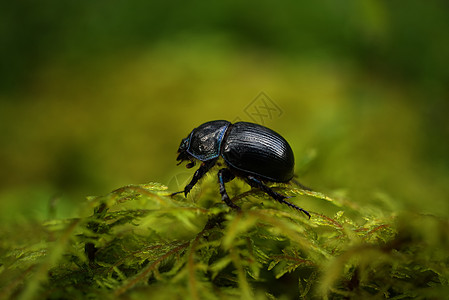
186 161 195 169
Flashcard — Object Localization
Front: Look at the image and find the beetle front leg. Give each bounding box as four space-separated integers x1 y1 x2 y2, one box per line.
217 168 240 210
246 176 310 218
171 159 217 197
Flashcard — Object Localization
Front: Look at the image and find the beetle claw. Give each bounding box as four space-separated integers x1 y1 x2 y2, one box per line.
170 191 184 197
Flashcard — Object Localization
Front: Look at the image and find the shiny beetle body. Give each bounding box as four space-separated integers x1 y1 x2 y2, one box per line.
172 120 309 217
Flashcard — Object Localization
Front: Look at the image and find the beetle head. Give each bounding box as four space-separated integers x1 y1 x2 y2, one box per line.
176 137 196 169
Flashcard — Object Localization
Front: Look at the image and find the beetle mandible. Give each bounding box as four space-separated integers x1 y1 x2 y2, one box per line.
171 120 310 218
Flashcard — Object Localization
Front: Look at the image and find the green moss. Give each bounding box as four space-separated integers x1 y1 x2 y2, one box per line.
0 183 448 299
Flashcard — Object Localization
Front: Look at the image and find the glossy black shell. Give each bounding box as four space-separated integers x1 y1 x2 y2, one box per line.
186 120 231 161
222 122 294 182
183 120 294 183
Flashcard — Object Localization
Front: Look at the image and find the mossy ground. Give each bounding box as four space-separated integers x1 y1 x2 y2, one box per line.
1 182 448 299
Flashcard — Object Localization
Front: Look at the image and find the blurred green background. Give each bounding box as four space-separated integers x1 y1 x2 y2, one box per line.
1 1 448 221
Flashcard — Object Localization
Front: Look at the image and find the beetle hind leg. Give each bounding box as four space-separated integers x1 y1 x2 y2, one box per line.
246 176 310 218
217 168 240 210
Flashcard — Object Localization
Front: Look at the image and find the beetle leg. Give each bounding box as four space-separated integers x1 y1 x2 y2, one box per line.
291 178 312 191
217 168 240 210
246 176 310 218
171 159 217 197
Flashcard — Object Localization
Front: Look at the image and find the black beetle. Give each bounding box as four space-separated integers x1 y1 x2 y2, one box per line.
171 120 310 218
